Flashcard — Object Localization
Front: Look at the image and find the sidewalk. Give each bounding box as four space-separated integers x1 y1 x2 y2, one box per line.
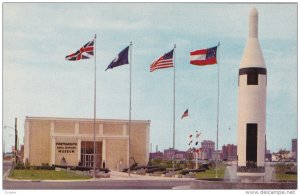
107 171 195 181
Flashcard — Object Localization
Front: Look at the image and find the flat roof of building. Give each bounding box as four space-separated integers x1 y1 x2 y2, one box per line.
25 116 151 124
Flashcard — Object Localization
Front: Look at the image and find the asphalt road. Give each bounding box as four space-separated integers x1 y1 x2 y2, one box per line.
3 161 12 175
3 179 191 189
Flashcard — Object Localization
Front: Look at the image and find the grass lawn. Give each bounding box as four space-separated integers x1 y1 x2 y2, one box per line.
275 173 297 181
195 166 226 179
9 169 91 180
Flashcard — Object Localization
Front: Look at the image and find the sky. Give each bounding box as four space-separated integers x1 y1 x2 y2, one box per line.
2 3 298 154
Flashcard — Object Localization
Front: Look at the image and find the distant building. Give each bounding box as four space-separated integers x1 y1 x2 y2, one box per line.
149 151 163 159
222 144 237 161
3 152 14 160
292 139 297 161
163 148 187 160
213 150 222 161
11 146 15 153
175 151 187 160
163 148 175 160
201 140 215 160
272 150 292 162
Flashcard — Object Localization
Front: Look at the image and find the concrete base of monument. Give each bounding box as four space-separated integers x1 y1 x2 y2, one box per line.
237 172 266 183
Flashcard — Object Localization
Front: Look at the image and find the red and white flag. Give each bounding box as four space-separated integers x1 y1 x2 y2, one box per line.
190 45 218 66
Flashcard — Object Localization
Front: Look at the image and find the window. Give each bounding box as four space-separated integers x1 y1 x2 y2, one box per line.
247 72 258 85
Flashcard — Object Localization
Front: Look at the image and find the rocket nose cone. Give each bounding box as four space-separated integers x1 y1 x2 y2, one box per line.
250 7 258 17
249 7 258 38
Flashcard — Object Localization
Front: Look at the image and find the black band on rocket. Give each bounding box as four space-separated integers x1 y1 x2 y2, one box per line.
239 67 267 76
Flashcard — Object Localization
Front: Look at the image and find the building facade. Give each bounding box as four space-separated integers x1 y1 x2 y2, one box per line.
222 144 237 161
292 138 297 161
149 151 163 159
24 116 150 171
163 148 188 161
201 140 215 160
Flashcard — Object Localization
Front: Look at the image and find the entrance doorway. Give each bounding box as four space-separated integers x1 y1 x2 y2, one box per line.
80 141 102 168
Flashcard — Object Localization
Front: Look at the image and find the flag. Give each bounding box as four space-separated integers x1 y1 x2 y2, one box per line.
66 38 94 61
190 46 218 66
195 131 201 139
150 49 174 72
181 109 189 119
106 46 129 71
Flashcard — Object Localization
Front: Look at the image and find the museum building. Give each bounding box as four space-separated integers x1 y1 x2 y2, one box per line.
24 116 150 171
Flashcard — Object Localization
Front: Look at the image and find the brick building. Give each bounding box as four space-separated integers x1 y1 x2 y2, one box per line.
222 144 237 161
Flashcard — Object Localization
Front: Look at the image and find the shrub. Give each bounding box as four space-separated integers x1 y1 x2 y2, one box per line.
25 161 30 169
40 163 55 170
15 162 25 170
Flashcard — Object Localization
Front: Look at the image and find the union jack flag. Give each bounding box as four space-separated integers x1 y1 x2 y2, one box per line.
66 38 94 61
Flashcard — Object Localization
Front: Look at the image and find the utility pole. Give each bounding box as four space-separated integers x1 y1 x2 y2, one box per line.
15 117 18 164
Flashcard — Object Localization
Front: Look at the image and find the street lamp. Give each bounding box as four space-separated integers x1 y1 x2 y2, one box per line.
4 118 18 165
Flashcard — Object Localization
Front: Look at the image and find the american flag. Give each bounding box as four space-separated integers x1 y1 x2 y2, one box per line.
66 38 94 61
150 49 174 72
181 109 189 119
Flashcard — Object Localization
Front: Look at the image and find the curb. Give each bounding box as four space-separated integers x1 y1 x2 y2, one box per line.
3 168 11 179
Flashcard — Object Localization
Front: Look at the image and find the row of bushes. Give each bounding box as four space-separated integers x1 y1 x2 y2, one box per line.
15 162 55 170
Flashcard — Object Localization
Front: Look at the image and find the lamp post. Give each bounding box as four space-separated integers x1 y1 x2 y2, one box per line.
4 117 18 166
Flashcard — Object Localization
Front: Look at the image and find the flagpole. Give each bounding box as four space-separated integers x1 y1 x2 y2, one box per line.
93 34 97 179
128 42 132 177
172 44 176 177
216 42 220 178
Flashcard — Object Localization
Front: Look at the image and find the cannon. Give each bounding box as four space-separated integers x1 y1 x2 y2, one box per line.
162 167 183 174
180 168 206 175
145 167 166 173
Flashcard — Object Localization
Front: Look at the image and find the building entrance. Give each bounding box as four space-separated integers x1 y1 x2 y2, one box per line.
80 141 102 168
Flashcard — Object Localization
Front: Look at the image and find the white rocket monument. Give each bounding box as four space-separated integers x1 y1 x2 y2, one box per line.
237 7 266 181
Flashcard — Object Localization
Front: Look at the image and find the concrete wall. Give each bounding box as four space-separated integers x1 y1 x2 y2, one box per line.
130 123 150 166
106 139 128 170
54 138 78 166
28 120 51 166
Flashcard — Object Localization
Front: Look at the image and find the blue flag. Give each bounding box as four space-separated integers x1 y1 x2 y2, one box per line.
106 46 129 71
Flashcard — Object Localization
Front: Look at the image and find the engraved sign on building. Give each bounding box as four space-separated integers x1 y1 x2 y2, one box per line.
56 142 77 154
